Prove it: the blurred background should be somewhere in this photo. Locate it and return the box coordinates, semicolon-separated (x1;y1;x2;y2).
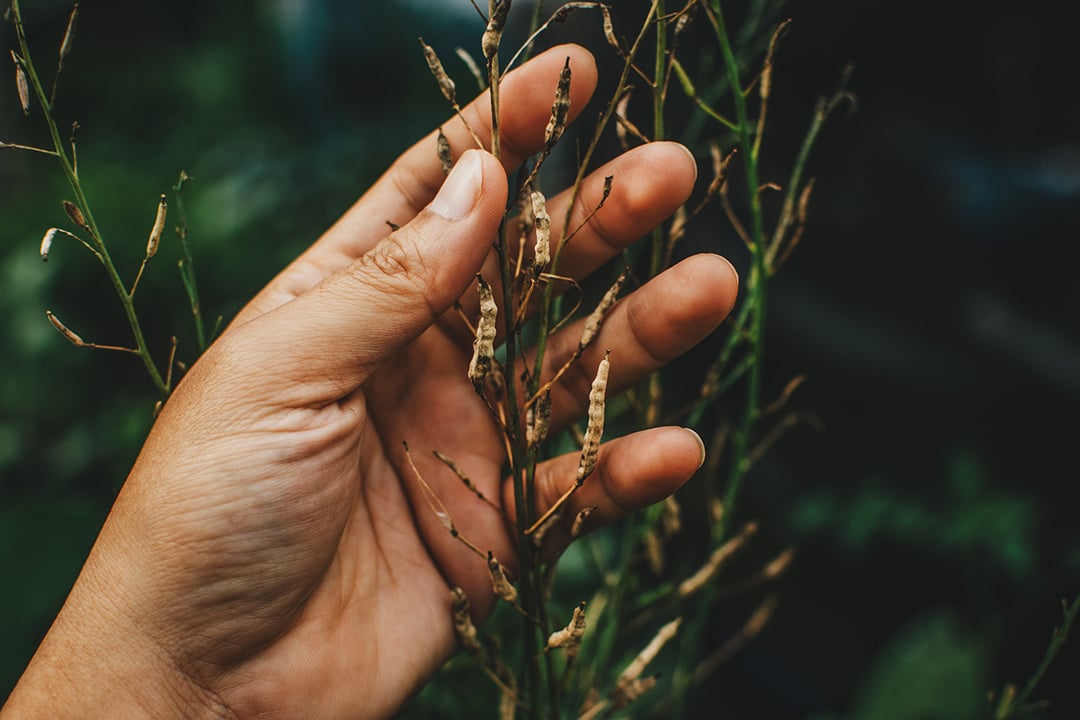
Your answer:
2;0;1078;717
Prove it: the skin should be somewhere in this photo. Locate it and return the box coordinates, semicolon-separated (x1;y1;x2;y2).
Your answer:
2;45;738;720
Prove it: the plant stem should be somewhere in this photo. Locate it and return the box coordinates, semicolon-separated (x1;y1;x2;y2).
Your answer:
12;0;168;399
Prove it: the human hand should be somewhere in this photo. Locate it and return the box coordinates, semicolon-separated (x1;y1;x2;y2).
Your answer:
3;45;738;720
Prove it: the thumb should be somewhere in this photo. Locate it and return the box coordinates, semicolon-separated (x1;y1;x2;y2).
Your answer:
239;149;507;399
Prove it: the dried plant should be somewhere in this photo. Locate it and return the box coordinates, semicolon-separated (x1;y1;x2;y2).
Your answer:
5;0;857;717
3;0;216;403
401;1;854;717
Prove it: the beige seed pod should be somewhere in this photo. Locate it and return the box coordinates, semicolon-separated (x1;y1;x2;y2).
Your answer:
616;618;681;690
419;38;456;105
62;200;86;228
486;551;518;604
146;195;167;258
454;46;485;91
530;189;551;272
569;505;597;539
39;228;59;261
436;127;453;175
677;521;758;598
543;57;572;147
468;274;498;393
601;5;620;50
12;51;29;116
46;310;84;346
763;547;796;579
526;389;551;448
612;676;658;710
481;0;511;59
577;351;610;482
59;4;79;65
546;602;586;657
450;587;482;652
579;273;625;351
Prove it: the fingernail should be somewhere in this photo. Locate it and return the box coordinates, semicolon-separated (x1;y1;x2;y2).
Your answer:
676;143;698;182
431;149;484;219
683;427;706;469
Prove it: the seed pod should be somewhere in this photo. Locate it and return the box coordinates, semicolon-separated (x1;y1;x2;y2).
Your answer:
674;10;692;37
146;194;167;258
59;4;79;65
39;228;59;261
612;676;658;710
570;505;597;539
46;310;84;346
677;521;758;598
486;551;518;604
577;351;610;483
62;200;86;228
481;0;511;59
615;618;681;690
467;274;497;393
526;389;551;448
450;587;482;652
12;51;29;116
762;547;795;579
530;190;551;273
579;272;625;351
419;38;456;105
601;5;620;50
544;57;572;147
546;602;586;657
436;128;453;175
615;89;632;150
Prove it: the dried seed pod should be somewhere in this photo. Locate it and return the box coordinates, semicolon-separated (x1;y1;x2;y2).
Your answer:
62;200;86;228
419;38;456;105
39;228;59;261
12;51;29;116
146;195;167;258
569;505;597;539
577;351;610;482
579;273;625;351
481;0;511;59
616;618;681;689
544;57;572;147
467;274;498;393
762;547;796;579
674;10;692;37
668;205;687;248
516;185;535;245
46;310;84;346
615;89;632;150
436;127;453;175
612;676;658;710
530;190;551;273
677;521;758;598
601;5;620;50
644;529;664;574
661;495;682;538
59;4;79;65
546;602;586;657
486;551;518;604
526;390;551;448
454;46;485;91
450;587;482;652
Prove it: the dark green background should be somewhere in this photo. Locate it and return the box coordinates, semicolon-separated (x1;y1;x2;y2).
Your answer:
2;1;1078;717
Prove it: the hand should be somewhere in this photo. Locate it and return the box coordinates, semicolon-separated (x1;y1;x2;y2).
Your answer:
3;45;738;720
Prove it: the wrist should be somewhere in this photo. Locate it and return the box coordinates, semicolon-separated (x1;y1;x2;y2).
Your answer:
3;538;233;719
